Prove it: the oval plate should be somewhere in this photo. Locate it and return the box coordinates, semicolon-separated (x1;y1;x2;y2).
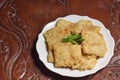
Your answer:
36;15;115;77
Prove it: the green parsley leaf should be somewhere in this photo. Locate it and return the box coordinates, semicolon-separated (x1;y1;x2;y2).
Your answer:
62;34;84;44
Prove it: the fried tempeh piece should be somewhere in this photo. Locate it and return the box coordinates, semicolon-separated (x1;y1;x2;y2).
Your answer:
44;19;73;62
53;43;82;68
71;20;101;34
72;54;97;70
81;30;107;57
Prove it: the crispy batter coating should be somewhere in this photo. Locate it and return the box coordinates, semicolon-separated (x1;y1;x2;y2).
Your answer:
44;19;73;62
82;30;107;57
44;19;107;70
54;43;82;68
72;54;97;70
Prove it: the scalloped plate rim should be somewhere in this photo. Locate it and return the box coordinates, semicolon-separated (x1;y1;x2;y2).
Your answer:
36;14;115;77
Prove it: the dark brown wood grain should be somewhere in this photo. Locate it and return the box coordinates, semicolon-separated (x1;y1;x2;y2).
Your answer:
0;0;120;80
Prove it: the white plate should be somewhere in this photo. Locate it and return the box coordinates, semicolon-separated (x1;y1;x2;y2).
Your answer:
36;15;115;77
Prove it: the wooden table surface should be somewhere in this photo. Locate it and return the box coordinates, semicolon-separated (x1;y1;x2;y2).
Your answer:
0;0;120;80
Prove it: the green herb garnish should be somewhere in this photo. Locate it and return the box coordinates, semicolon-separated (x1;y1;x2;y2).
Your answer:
62;34;84;44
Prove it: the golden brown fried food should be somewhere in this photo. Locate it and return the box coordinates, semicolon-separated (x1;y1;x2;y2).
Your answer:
71;20;100;34
44;19;107;70
54;43;82;68
71;20;92;34
82;30;107;57
44;19;73;62
72;54;97;70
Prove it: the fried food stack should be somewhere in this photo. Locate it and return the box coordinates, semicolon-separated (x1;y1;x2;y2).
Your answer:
44;19;107;70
